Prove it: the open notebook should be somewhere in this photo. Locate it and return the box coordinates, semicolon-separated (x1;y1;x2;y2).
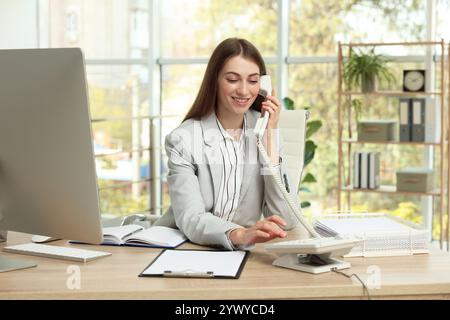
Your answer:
101;225;187;248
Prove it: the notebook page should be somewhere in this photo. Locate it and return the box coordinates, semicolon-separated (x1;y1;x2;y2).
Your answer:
142;250;246;277
102;225;144;244
125;226;187;247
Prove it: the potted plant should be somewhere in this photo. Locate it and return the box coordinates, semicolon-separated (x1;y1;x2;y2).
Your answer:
343;48;395;93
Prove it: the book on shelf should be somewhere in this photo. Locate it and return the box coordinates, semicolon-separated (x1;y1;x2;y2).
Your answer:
360;152;369;188
353;151;380;190
353;152;361;188
101;225;187;248
368;152;381;189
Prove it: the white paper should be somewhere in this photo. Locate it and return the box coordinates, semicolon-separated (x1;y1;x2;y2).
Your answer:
317;217;413;236
126;226;187;247
103;224;143;244
142;250;247;277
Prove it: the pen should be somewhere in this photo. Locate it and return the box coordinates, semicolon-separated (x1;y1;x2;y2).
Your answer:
122;226;144;239
163;270;214;278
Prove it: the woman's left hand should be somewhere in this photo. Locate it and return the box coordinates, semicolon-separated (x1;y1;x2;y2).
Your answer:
260;88;281;129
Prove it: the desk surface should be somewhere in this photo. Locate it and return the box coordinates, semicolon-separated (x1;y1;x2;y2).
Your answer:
1;229;450;299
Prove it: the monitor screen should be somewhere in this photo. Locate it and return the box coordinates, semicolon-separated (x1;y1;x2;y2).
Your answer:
0;48;102;244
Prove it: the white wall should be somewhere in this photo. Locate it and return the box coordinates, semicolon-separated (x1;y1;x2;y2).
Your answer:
0;0;38;49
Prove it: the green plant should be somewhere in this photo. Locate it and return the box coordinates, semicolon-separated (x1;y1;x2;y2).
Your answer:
283;97;322;208
344;48;396;93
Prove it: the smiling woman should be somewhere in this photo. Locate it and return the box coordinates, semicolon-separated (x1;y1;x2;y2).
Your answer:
216;56;261;126
153;37;311;250
182;38;266;122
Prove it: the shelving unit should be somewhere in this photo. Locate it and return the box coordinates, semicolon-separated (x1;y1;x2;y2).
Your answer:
336;40;449;250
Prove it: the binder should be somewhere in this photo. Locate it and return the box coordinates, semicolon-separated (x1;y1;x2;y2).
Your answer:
399;98;411;142
411;98;425;142
139;249;250;279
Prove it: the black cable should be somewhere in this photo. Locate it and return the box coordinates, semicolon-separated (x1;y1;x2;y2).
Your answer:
331;267;371;300
310;254;371;300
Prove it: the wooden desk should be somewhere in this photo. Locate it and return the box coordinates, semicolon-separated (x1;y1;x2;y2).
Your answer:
1;230;450;299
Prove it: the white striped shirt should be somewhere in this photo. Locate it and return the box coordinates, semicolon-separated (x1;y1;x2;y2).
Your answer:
212;114;247;222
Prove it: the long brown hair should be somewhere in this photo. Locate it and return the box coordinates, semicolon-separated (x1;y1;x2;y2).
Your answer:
183;38;266;122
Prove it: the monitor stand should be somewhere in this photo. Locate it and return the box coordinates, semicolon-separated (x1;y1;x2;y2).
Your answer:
0;231;37;273
272;252;351;274
31;235;60;243
0;256;37;273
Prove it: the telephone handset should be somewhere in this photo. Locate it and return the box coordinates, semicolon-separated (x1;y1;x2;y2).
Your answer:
252;75;319;238
253;75;272;140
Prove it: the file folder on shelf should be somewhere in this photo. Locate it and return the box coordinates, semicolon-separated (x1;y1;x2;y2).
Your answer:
399;98;411;142
412;98;426;142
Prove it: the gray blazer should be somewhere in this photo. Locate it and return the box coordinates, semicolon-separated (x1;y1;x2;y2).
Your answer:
154;109;308;250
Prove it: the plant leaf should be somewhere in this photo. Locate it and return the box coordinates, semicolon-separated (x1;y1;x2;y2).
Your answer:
283;97;295;110
301;201;311;208
306;120;322;139
304;140;317;167
301;172;317;183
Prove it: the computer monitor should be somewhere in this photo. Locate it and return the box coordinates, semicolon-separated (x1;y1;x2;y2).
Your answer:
0;48;103;252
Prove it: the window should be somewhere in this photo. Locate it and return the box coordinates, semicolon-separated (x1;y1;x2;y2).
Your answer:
48;0;148;59
437;0;450;41
2;0;446;230
289;0;426;56
160;0;278;58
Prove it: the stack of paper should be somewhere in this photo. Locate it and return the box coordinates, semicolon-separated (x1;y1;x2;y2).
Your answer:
314;213;429;257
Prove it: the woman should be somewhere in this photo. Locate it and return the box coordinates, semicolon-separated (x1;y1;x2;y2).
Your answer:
154;38;308;250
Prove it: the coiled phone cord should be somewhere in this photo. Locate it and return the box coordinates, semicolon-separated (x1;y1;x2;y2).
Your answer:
255;133;321;238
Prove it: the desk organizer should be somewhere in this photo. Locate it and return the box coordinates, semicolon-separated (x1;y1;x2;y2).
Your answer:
313;212;429;257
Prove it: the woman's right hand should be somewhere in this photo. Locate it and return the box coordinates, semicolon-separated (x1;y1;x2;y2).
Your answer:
229;215;288;247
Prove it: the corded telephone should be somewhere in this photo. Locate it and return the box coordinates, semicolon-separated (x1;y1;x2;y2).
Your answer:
255;75;359;274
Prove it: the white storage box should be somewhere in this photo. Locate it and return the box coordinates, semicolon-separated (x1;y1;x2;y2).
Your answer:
313;212;429;257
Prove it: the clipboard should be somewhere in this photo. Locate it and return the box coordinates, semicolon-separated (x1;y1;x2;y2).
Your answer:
138;249;250;279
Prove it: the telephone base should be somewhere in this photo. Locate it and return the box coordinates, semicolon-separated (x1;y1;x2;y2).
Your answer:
272;253;351;274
